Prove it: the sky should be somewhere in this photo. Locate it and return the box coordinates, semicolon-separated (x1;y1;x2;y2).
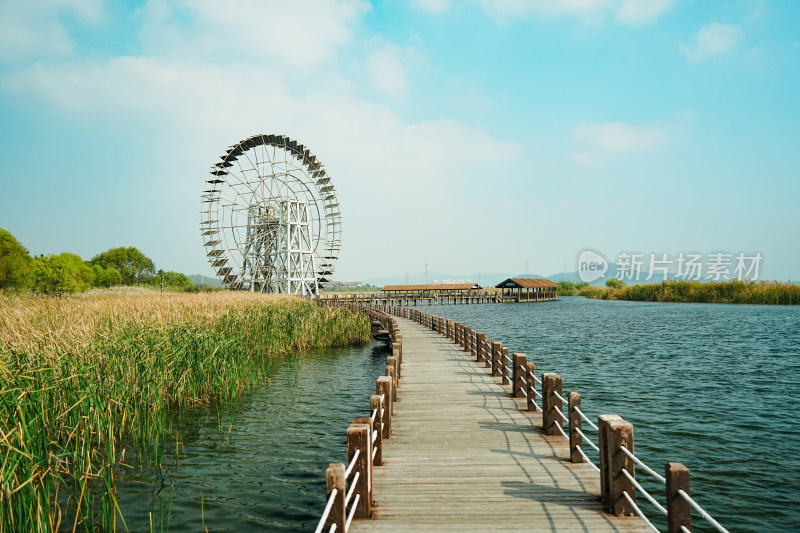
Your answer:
1;0;799;283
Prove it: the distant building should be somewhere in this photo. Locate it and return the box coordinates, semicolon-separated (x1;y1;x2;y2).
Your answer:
495;278;557;302
382;283;482;296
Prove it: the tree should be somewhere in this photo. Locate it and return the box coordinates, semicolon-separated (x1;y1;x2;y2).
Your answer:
153;270;195;291
92;264;122;288
91;247;155;285
31;255;77;295
606;278;626;289
0;228;33;290
56;253;95;292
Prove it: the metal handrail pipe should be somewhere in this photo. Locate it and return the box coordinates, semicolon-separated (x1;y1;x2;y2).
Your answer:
622;468;667;516
314;488;339;533
622;491;660;533
620;445;666;484
677;489;731;533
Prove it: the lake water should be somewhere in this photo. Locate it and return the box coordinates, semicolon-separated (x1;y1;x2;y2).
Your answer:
414;297;800;533
112;298;798;532
113;341;390;532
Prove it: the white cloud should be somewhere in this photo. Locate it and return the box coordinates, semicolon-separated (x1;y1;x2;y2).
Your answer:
573;121;666;152
615;0;673;25
681;23;744;60
411;0;451;13
366;44;409;98
476;0;672;25
0;0;103;63
571;121;667;166
136;0;369;71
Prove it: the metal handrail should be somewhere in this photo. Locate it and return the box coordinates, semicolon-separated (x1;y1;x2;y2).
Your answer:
314;488;339;533
678;489;731;533
622;491;660;533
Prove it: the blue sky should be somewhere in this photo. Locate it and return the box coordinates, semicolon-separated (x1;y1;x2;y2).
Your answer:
1;0;798;282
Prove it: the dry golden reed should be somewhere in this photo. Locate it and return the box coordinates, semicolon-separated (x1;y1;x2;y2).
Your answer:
0;291;370;531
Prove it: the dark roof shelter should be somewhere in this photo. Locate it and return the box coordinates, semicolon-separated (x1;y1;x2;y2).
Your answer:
495;278;557;302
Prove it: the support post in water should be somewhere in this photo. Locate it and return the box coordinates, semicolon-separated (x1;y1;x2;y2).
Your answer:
491;341;502;377
568;392;582;463
370;395;383;466
606;420;635;515
666;462;692;533
376;376;393;435
542;373;563;436
598;414;623;508
325;462;346;532
347;422;372;518
526;362;537;411
512;353;527;397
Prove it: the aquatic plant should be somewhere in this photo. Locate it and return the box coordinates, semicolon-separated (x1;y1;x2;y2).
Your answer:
0;292;369;531
577;280;800;305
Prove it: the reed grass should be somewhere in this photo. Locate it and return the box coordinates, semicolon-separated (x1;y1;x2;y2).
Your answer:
0;292;370;531
576;280;800;305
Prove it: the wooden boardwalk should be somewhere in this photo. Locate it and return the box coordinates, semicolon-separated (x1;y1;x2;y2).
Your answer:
349;317;651;532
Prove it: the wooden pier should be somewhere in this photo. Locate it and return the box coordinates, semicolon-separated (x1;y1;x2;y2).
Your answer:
316;304;724;533
348;316;649;533
317;291;503;307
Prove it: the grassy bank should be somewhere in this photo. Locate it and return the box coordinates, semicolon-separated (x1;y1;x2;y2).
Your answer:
0;292;370;531
571;280;800;305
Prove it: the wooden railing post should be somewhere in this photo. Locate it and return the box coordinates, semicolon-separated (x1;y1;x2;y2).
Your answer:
502;347;509;385
491;341;502;377
598;414;623;508
512;353;527;397
370;395;383;466
568;392;582;463
542;373;563;436
666;463;691;533
446;319;453;339
347;422;372;518
475;332;485;361
525;362;538;411
376;377;393;436
386;360;398;403
483;336;492;368
603;419;635;515
392;343;402;377
325;463;346;532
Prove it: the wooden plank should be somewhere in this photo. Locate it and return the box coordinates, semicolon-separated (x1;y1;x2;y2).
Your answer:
348;318;652;532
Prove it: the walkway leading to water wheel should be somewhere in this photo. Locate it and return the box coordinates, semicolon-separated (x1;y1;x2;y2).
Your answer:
349;317;651;532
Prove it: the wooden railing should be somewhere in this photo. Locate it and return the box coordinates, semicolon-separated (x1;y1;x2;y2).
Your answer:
314;303;402;533
379;305;729;533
